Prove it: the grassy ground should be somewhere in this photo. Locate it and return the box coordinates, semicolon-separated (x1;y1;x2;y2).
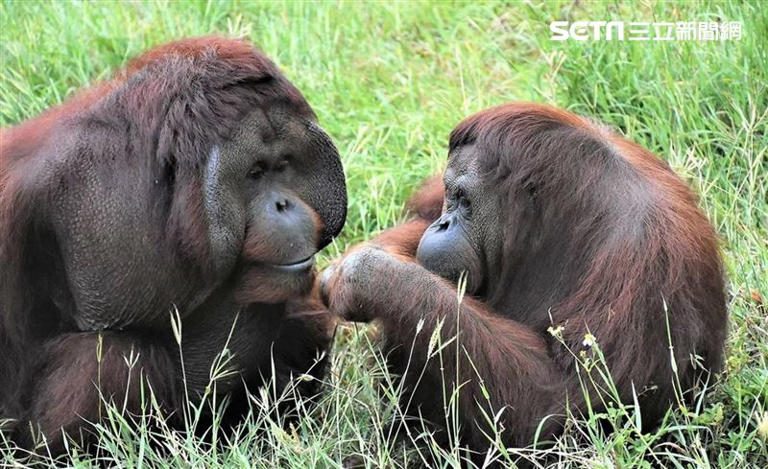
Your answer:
1;0;766;467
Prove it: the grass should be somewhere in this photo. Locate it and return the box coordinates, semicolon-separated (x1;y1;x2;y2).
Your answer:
1;0;766;467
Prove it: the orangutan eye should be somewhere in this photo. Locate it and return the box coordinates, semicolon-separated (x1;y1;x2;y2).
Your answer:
274;158;290;173
455;189;471;209
525;181;537;199
249;163;265;179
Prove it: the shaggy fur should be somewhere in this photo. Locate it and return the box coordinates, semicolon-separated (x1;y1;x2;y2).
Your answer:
1;37;343;452
322;102;727;460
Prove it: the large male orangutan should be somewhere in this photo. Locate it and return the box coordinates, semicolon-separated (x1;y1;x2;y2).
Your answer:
321;102;727;462
0;37;346;452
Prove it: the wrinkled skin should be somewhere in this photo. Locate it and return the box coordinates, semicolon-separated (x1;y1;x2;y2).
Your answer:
0;37;346;453
415;145;503;295
321;146;503;316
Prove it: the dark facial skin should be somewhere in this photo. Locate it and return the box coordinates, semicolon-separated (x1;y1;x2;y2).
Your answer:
416;145;502;295
205;104;346;304
205;108;322;273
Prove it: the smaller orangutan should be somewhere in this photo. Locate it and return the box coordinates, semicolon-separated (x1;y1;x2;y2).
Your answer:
321;102;727;461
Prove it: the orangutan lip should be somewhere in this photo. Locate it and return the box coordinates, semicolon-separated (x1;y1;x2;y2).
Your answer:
268;255;316;272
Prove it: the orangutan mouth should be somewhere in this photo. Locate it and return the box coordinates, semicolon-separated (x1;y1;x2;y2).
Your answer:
268;255;316;273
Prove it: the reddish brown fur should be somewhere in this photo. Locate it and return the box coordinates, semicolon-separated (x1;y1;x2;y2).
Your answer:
21;333;178;452
324;102;727;462
1;37;336;453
